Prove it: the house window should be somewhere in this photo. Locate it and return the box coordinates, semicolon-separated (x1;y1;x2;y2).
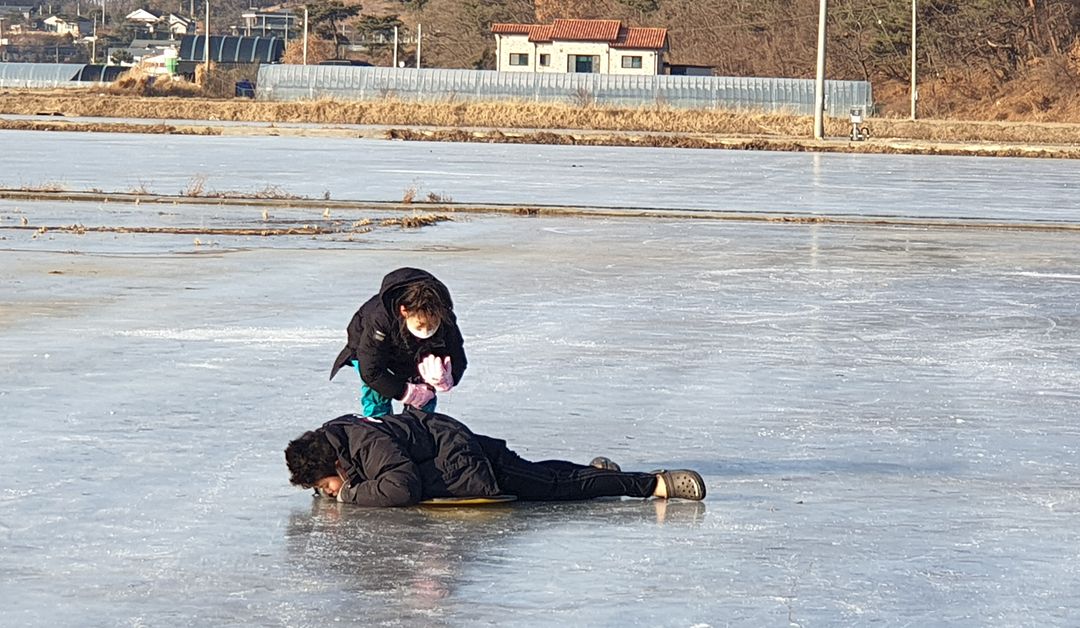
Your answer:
569;55;599;73
621;55;643;69
539;53;550;67
509;53;529;66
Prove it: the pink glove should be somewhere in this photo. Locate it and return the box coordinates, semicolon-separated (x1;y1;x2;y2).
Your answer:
418;354;455;392
400;382;435;408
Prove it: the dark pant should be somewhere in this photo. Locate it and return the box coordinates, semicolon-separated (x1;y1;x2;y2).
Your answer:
478;436;657;501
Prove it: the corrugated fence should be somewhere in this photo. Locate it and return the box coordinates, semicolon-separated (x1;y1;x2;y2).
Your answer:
256;66;873;116
0;63;125;88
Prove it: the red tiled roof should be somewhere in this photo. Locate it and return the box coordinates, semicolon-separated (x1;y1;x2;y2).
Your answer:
549;18;622;42
612;27;667;49
529;25;553;42
491;22;553;42
491;23;531;35
492;19;666;49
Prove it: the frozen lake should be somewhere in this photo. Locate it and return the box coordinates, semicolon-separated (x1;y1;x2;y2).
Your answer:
2;129;1080;223
2;131;1080;626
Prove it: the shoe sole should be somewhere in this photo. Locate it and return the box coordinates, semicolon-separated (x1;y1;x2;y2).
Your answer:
663;469;706;500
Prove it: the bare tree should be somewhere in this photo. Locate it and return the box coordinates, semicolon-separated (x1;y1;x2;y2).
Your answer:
414;0;534;69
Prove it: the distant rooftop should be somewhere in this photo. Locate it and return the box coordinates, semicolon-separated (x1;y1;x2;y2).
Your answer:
491;19;667;49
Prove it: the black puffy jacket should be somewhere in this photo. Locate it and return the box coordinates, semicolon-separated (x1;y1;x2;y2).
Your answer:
321;409;500;506
329;267;467;401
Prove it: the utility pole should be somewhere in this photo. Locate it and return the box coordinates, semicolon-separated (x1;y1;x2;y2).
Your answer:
203;0;210;80
392;25;397;67
910;0;917;120
415;22;421;69
813;0;827;139
302;6;308;65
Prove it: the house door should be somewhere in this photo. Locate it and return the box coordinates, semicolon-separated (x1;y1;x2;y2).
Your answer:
569;55;599;73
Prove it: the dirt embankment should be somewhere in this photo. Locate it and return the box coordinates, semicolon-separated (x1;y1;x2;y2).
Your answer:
3;91;1080;157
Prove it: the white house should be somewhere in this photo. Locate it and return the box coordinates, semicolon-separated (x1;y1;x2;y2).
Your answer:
125;10;194;37
43;15;91;36
166;14;194;36
125;8;159;27
491;18;668;75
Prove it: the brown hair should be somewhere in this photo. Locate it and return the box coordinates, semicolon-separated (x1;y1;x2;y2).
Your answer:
396;280;450;328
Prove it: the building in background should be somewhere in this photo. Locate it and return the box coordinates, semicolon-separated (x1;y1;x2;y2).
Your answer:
491;19;667;75
125;9;195;38
43;14;91;37
107;38;180;65
239;8;298;38
665;63;713;76
0;0;36;21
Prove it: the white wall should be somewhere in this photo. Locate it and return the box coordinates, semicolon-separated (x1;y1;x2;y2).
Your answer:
495;34;662;75
495;34;536;72
605;49;661;75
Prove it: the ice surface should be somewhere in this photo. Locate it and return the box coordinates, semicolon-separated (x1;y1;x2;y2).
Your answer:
2;129;1079;222
2;131;1080;626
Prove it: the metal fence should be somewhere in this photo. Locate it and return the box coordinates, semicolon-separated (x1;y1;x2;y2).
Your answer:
256;65;873;116
0;62;124;88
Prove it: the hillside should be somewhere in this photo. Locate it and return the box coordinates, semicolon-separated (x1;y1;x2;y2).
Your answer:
391;0;1080;122
17;0;1080;121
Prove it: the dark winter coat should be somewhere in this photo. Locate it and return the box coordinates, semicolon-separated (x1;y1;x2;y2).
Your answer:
329;268;467;400
321;409;501;507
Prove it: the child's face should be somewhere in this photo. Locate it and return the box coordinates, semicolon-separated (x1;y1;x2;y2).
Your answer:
313;475;343;498
400;306;439;339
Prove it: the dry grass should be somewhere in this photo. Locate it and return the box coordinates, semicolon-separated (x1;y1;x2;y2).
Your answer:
182;174;208;197
380;213;451;228
196;63;261;99
15;212;451;237
281;38;338;65
45;224;332;236
107;63;203;98
247;184;303;200
174;176;303;199
20;181;67;192
383;127;1080;158
0;118;216;135
99;61;258;99
874;43;1080;124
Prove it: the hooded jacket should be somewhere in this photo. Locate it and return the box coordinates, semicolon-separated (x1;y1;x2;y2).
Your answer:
329;268;467;400
321;409;501;506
